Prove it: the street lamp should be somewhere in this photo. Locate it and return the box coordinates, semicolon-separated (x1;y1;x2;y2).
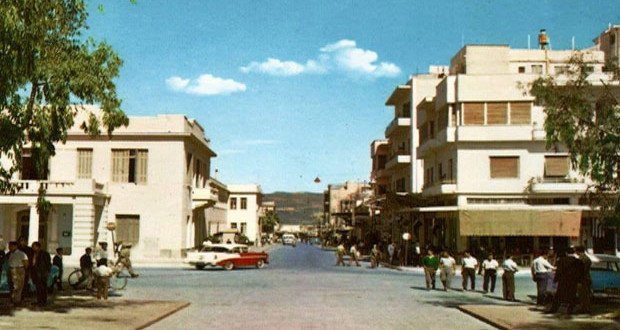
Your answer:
106;222;117;255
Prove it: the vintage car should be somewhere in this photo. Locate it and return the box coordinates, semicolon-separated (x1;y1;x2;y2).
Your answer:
282;234;296;246
184;243;269;271
590;254;620;296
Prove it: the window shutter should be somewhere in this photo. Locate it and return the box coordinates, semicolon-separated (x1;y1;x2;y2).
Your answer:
487;102;508;124
545;156;569;177
510;102;531;124
77;149;93;179
463;103;484;125
137;150;148;184
490;157;519;178
112;150;130;182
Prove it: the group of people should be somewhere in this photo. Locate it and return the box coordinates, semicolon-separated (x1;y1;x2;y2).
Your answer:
0;237;53;307
531;246;592;314
335;242;362;267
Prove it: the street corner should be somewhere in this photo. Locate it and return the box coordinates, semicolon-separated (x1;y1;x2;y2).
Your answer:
457;304;620;330
0;295;190;330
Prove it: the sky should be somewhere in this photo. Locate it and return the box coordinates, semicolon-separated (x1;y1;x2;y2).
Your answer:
86;0;620;193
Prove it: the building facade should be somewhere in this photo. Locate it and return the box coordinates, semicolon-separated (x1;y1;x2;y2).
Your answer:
227;184;262;244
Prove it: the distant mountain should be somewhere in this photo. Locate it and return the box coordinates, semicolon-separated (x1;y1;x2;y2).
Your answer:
264;192;323;225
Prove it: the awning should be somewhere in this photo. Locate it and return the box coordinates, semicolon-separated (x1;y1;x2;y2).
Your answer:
459;210;581;237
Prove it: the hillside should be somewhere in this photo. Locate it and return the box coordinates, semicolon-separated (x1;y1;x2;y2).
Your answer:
263;192;323;225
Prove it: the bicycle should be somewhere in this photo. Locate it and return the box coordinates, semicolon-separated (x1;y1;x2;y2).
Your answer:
68;264;128;291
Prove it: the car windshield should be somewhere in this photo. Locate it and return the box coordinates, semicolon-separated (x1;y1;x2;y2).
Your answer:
200;246;231;253
592;261;620;272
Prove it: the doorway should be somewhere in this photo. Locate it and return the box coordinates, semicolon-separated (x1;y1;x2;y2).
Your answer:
15;209;48;249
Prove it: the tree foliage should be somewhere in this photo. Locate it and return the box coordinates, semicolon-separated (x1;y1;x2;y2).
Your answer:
0;1;128;205
530;53;620;225
260;210;279;234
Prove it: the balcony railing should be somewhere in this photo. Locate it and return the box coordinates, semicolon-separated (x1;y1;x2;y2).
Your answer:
11;179;106;195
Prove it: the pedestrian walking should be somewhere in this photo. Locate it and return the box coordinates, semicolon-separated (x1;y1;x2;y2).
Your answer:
335;243;345;266
422;249;439;290
461;252;478;291
501;255;519;301
481;254;499;293
30;241;51;306
575;246;592;313
115;242;139;278
52;248;63;291
439;251;456;291
79;247;94;289
349;244;360;267
370;244;381;268
93;264;113;300
387;242;395;265
7;241;28;305
549;248;583;314
531;251;555;305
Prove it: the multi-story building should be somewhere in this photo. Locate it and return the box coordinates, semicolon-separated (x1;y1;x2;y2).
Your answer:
322;181;372;243
227;184;262;244
0;106;216;263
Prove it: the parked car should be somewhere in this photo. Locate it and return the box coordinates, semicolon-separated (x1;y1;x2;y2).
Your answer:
184;243;269;271
590;254;620;296
282;234;296;246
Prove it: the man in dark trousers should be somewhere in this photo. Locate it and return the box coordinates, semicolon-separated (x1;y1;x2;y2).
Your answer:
79;247;94;288
18;237;33;300
549;248;583;314
30;241;51;306
52;248;64;291
575;246;592;313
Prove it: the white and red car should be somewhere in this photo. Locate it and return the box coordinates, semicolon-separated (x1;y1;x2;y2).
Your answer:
184;243;269;270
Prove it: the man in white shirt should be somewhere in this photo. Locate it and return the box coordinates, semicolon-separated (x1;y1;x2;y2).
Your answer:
531;252;556;305
482;254;499;293
461;252;478;291
502;255;519;301
349;244;360;267
387;242;395;265
8;241;29;305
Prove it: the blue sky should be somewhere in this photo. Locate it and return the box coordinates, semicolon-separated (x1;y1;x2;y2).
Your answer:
86;0;620;193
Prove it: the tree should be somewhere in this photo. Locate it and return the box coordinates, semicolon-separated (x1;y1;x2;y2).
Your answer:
260;210;279;234
529;53;620;225
0;1;128;212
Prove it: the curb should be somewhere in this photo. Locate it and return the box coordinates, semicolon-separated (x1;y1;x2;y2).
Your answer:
136;301;191;330
457;306;509;330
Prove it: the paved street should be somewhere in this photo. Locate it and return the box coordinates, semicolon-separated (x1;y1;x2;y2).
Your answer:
118;244;540;329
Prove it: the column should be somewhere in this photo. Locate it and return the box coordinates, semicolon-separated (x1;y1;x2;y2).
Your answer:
28;204;39;245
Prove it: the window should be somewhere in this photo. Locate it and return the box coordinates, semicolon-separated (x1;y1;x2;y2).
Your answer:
402;102;411;118
518;66;526;73
77;149;93;179
240;222;247;234
544;156;569;177
510;102;531;125
396;177;406;192
115;215;140;246
463;103;484;125
448;159;454;181
438;163;444;181
231;222;238;229
555;65;569;75
240;197;247;210
20;149;48;180
490;156;519;178
194;158;201;187
112;149;148;184
230;198;237;209
429;121;435;139
532;65;543;74
487;102;508;125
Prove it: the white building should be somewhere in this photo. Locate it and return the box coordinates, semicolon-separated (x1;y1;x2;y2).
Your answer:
0;106;216;263
227;184;262;244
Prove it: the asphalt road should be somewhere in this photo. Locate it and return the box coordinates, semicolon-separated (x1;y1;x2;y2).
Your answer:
120;244;539;329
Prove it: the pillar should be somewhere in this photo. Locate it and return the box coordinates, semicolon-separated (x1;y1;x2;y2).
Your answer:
28;204;39;245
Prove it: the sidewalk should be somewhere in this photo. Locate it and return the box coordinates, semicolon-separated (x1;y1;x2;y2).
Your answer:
0;293;189;330
458;304;620;329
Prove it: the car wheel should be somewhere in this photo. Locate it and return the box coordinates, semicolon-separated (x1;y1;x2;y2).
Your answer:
256;260;265;269
195;265;205;270
223;261;234;271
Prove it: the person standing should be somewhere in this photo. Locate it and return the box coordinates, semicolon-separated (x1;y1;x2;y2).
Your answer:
387;242;395;265
115;243;139;278
439;251;456;291
481;254;499;293
461;252;478;291
95;242;109;267
422;249;440;290
349;244;360;267
52;248;64;291
7;241;28;305
501;255;519;301
93;264;113;300
549;248;582;314
370;244;381;269
575;246;592;313
531;252;555;305
30;242;51;306
335;243;346;266
17;237;33;300
79;247;94;289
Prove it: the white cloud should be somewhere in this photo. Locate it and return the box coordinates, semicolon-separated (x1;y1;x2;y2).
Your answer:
240;39;400;79
165;74;246;96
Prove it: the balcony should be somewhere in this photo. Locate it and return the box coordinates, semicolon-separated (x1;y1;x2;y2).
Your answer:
9;179;107;196
385;117;411;137
528;177;588;194
385;151;411;170
422;179;457;195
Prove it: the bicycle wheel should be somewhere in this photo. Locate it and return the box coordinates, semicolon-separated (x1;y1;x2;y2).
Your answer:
68;269;84;289
109;274;127;290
